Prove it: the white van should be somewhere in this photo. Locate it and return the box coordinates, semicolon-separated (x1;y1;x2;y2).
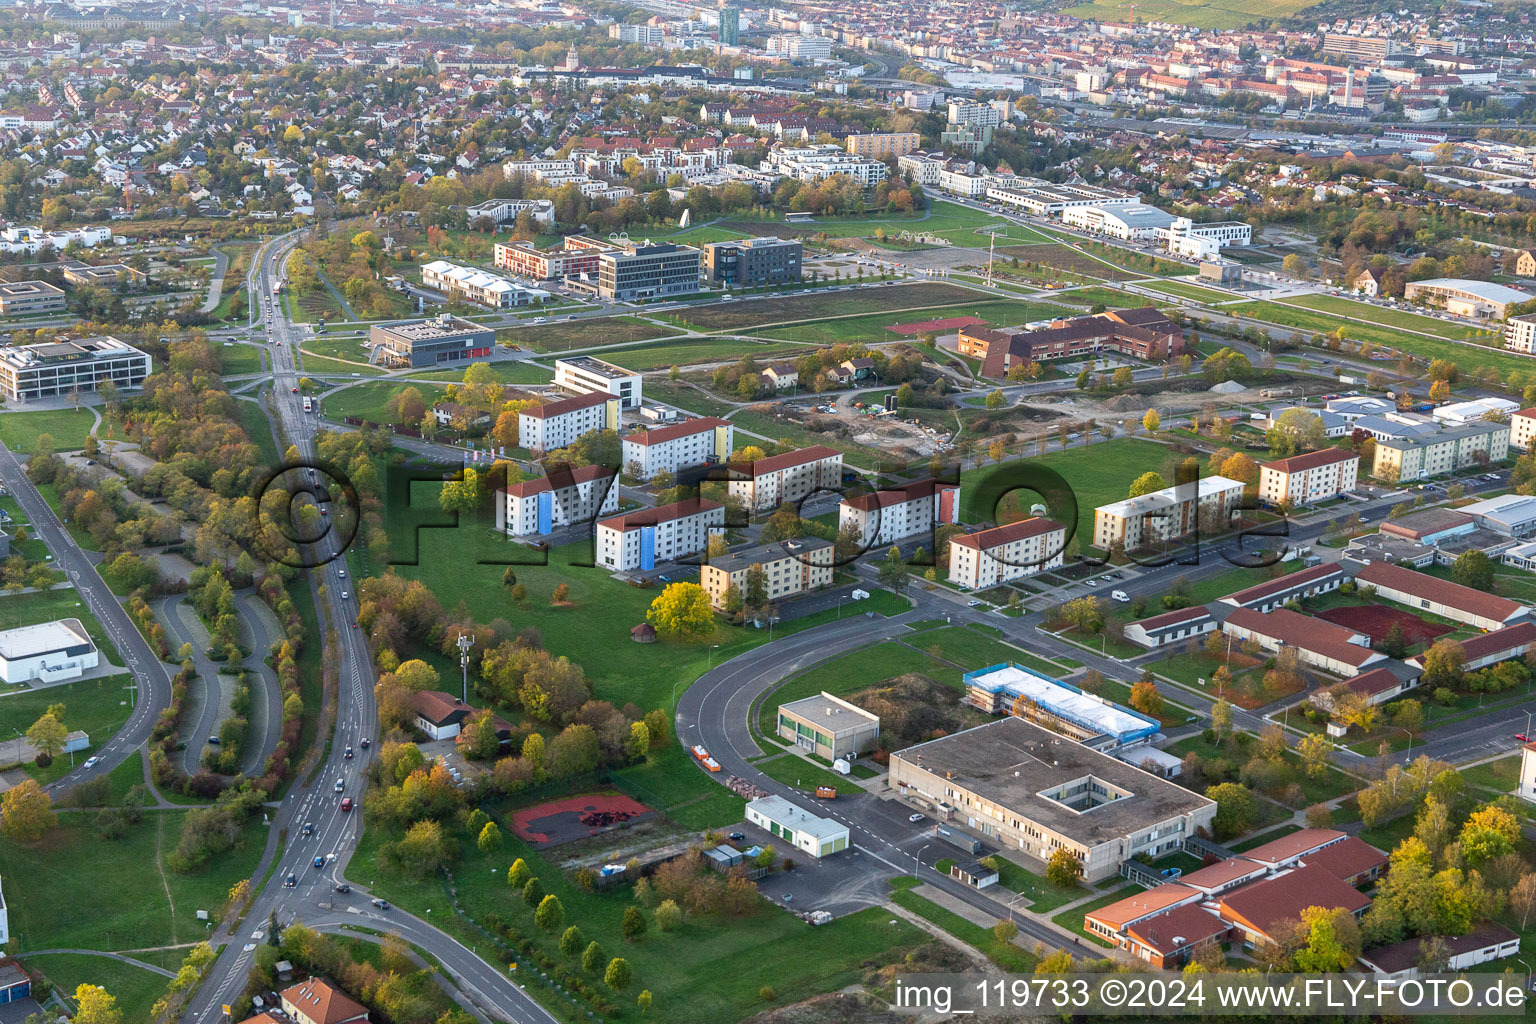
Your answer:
1111;590;1130;603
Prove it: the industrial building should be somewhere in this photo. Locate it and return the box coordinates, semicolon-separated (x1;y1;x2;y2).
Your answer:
890;717;1216;883
59;261;144;289
553;356;642;409
0;618;98;683
838;478;959;548
962;662;1159;748
621;417;733;480
518;392;619;453
369;315;495;369
495;466;618;538
985;182;1140;217
596;241;702;301
0;279;65;315
1402;278;1532;320
775;691;880;761
745;795;849;858
726;446;843;511
699;537;833;610
702;237;802;287
596;497;724;572
0;336;150;404
947;517;1067;589
1092;476;1244;553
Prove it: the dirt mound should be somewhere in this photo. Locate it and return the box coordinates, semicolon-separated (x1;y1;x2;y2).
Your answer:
847;673;969;751
1102;394;1151;412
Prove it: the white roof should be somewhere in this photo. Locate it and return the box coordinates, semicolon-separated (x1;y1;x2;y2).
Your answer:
1460;493;1536;525
1433;398;1519;422
969;664;1151;740
1408;278;1533;304
746;795;848;842
0;618;92;660
1097;475;1245;519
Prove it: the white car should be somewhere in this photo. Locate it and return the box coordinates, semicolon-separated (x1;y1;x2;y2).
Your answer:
82;756;100;770
966;599;982;607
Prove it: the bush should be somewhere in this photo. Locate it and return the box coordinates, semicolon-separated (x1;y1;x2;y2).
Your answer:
760;986;776;1002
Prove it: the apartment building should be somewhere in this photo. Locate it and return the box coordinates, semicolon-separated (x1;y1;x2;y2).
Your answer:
1371;421;1509;482
0;336;150;403
767;34;831;60
839;478;960;548
702;237;802;286
420;260;549;309
493;239;604;281
553;356;642;409
1512;408;1536;451
947;101;1004;128
0;280;65;315
1506;314;1536;354
763;144;888;186
518;392;619;453
621;417;733;480
596;497;724;572
844;132;920;159
1257;448;1359;506
608;22;664;44
596;242;702;301
727;445;844;511
495;465;618;537
947;517;1067;589
1092;476;1245;552
699;537;833;610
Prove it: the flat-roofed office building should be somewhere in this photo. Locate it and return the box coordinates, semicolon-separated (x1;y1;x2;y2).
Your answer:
703;237;802;287
776;691;880;760
597;242;701;301
369;314;495;369
0;336;150;403
0;279;65;314
553;356;642;409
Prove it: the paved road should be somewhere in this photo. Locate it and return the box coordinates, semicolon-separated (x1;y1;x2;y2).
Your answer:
200;245;230;315
0;448;171;796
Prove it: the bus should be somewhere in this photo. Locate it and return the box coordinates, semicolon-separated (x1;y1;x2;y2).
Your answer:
302;396;313;413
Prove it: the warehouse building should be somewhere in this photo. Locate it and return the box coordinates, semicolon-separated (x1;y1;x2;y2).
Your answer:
745;795;849;858
947;517;1067;589
621;417;733;480
1403;278;1531;320
0;279;64;315
839;478;960;548
1093;476;1244;553
0;618;98;683
596;497;724;572
727;446;843;511
495;465;618;538
1352;560;1531;630
703;237;802;287
1455;492;1536;539
699;537;833;610
962;662;1159;749
0;336;150;404
775;691;880;761
1062;204;1178;241
518;392;619;453
890;717;1216;883
370;315;495;369
1258;448;1359;506
553;356;642;410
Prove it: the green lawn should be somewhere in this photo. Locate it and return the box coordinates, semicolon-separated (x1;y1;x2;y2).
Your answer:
22;952;170;1023
988;859;1084;913
235;399;280;468
1461;754;1519;794
907;625;1073;677
323;380;450;424
1137;280;1234;304
1055;286;1137;308
1051;885;1141;947
889;888;1037;970
350;819;931;1022
0;408;99;453
759;298;1073;346
500;315;677;353
409;361;554;385
0;587;124;666
0;673;137;780
0;811;265;951
666;282;982;334
754;641;952;736
754;751;850;794
1283;293;1500;342
1061;0;1305;31
602;337;812;372
719;201;997;241
218;343;266;375
298;353;386;377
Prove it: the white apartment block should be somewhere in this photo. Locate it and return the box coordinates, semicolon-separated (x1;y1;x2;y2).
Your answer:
1506;314;1536;354
947;517;1067;589
518;392;618;453
596;498;725;572
1372;422;1509;482
947;101;1003;128
420;260;549;309
728;445;844;511
768;33;831;60
553;356;642;410
621;417;733;480
763;145;888;186
1258;448;1359;506
839;479;960;548
938;167;990;197
502;158;579;181
1512;408;1536;451
495;466;618;537
898;152;945;186
1092;476;1245;552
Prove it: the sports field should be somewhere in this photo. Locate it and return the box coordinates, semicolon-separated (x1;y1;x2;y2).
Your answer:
1062;0;1317;30
664;282;979;332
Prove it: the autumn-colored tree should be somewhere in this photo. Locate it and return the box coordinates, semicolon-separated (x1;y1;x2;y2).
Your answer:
646;582;715;638
25;712;67;760
1128;680;1163;718
1128;471;1165;498
1142;408;1161;432
73;984;121;1024
0;779;53;842
1046;847;1081;887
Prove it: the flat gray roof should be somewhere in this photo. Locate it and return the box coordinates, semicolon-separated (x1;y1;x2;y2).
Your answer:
709;537;831;575
779;690;878;734
893;717;1213;847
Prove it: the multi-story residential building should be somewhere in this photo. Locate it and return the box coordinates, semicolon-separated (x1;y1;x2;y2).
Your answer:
727;445;844;511
1258;448;1359;506
702;237;802;286
495;465;618;537
420;261;548;309
596;242;701;301
763;144;888;186
839;478;960;548
1093;476;1245;553
0;336;150;404
897;151;946;186
1322;33;1393;60
1512;408;1536;451
718;6;739;45
608;23;664;44
1505;313;1536;354
0;280;65;315
947;517;1067;589
1372;421;1509;481
518;392;619;453
767;34;831;60
621;417;733;480
465;197;555;228
699;537;833;610
844;133;920;160
596;497;724;572
947;101;1003;128
553;356;642;410
369;315;495;369
494;238;605;281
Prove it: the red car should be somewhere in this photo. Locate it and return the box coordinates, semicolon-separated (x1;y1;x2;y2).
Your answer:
291;386;298;392
340;797;353;812
1517;734;1530;742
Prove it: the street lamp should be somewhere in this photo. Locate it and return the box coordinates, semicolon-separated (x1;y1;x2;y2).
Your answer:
456;633;475;703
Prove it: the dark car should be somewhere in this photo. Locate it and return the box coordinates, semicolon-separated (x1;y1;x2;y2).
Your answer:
372;898;389;910
335;883;351;894
302;821;314;836
360;738;370;749
728;831;745;842
344;746;354;759
284;873;296;888
313;855;325;868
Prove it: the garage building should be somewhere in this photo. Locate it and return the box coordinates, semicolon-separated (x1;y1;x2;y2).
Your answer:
776;691;880;760
745;795;849;858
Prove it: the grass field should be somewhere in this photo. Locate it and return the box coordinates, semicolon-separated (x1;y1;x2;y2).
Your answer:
298;353;386;377
664;282;981;333
716;201;998;242
0;408;98;453
323;381;450;424
1061;0;1310;30
1051;884;1142;947
603;337;812;372
760;298;1074;346
235;399;280;468
1055;286;1138;307
753;641;954;736
0;588;124;666
0;673;137;781
351;820;931;1022
754;750;850;794
500;315;677;353
409;361;553;385
1282;293;1501;342
23;952;170;1023
889;888;1037;970
1137;280;1235;303
0;811;265;951
217;343;266;375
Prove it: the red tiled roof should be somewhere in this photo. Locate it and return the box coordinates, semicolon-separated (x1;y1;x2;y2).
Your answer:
1219;864;1371;941
1221;563;1343;606
842;478;953;512
950;517;1066;551
1224;608;1380;667
1261;447;1358;474
623;417;729;446
732;445;841;478
281;978;370;1024
1128;604;1213;632
1301;835;1387;882
1355;561;1525;623
503;464;613;498
1346;666;1409;697
1445;621;1536;663
1513;408;1536;419
522;392;611;419
1240;828;1345;866
1176;857;1265;892
597;496;721;532
1084;883;1199;930
1126;902;1229;956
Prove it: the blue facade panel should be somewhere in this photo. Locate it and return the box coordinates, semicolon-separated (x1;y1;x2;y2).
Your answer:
537;491;553;535
640;525;656;571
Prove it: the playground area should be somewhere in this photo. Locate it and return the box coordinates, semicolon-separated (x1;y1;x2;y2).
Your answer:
509;791;656;848
1314;604;1453;646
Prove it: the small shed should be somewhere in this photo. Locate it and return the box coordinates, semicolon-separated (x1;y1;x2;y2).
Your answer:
703;844;745;871
949;859;1000;889
630;622;656;643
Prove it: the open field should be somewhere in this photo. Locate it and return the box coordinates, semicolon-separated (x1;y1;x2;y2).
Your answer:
0;587;124;666
1137;279;1235;303
1054;286;1139;307
713;200;999;241
24;952;170;1024
889;888;1036;970
298;353;386;377
0;408;99;453
1283;293;1501;342
1061;0;1312;30
500;315;678;353
663;282;980;333
753;640;954;735
409;361;554;385
760;298;1074;346
1052;885;1142;947
322;380;451;424
0;673;136;781
217;343;266;375
602;336;812;372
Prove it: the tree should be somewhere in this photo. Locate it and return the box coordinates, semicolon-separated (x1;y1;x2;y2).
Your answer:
876;545;910;595
1142;409;1161;432
0;779;53;842
993;919;1019;943
1306;803;1335;830
1421;639;1467;688
1046;848;1081;888
605;957;633;991
1292;906;1358;973
25;712;67;760
535;894;566;932
582;941;606;973
1392;699;1424;738
1061;596;1104;634
72;984;121;1024
984;389;1005;410
508;858;532;888
1296;732;1332;779
560;925;585;958
655;898;683;932
646;583;715;638
1128;680;1163;718
1205;782;1258;840
1459;804;1521;866
1450;550;1495;591
622;904;648;941
522;876;544;907
1128;471;1166;498
1510;873;1536;929
477;821;502;855
1210;699;1233;742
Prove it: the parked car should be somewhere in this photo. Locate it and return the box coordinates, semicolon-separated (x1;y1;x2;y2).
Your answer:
1518;734;1530;742
908;813;925;823
966;599;982;607
372;898;389;910
728;832;745;842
